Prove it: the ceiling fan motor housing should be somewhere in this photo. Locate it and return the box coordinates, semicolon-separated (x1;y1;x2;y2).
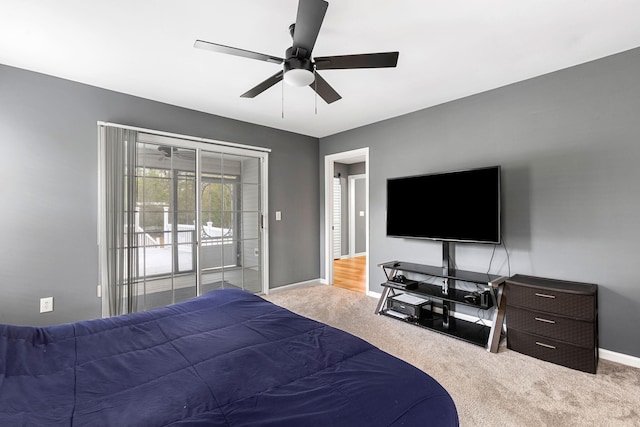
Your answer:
283;46;315;86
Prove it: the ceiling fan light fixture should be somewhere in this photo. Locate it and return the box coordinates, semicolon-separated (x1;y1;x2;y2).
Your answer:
284;68;315;86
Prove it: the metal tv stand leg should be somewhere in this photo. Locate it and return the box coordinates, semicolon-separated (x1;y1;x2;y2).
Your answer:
375;267;397;314
487;277;508;353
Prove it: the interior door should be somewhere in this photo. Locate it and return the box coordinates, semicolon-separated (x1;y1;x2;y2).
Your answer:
333;177;341;260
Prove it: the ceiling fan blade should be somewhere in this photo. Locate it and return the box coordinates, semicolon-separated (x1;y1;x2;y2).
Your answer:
293;0;328;55
309;72;341;104
194;40;283;64
314;52;399;70
241;71;284;98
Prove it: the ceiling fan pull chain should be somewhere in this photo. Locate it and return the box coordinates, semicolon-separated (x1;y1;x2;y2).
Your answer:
281;80;285;119
314;70;318;115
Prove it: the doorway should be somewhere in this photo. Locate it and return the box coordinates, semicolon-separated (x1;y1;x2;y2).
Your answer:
324;148;369;294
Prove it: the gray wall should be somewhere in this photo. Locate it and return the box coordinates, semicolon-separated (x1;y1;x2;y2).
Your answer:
319;47;640;358
0;64;319;326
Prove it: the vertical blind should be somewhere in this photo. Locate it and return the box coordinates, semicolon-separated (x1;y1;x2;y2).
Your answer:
100;126;138;316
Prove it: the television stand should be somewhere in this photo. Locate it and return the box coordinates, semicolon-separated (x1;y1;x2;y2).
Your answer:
375;260;507;352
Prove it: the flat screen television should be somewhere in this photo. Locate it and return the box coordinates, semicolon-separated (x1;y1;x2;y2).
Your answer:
386;165;501;244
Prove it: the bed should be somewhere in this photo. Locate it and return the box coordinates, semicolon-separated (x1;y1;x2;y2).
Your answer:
0;288;458;426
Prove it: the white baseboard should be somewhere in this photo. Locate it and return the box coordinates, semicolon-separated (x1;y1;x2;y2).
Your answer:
599;348;640;369
366;290;381;299
267;278;325;294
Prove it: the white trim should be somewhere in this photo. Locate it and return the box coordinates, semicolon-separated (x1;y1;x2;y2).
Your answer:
97;121;271;153
260;155;270;296
97;125;109;317
599;348;640;369
367;290;382;299
324;158;334;284
267;279;325;294
349;173;366;257
98;122;270;312
324;148;369;292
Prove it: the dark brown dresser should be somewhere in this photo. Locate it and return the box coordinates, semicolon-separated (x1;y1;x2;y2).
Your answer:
505;274;598;373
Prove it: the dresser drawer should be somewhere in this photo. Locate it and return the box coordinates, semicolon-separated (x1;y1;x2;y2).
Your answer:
507;329;597;373
506;305;594;347
505;282;595;320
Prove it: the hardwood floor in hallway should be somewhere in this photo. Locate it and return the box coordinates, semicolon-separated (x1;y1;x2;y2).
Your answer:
333;256;366;293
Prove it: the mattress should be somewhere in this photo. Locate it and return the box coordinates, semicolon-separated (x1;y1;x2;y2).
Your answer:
0;288;458;426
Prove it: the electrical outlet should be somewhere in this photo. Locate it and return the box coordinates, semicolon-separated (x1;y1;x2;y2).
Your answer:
40;297;54;313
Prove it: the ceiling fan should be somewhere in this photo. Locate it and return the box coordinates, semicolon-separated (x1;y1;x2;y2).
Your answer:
194;0;399;104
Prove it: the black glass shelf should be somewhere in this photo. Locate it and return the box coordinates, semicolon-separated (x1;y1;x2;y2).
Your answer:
379;261;501;285
382;281;494;309
380;310;491;347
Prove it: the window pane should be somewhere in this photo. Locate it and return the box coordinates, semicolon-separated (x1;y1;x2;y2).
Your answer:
202;182;223;213
241;239;260;269
177;243;195;273
241;157;260;184
242;268;261;293
177;172;196;214
223;269;243;290
141;246;172;276
242;183;259;212
201;271;224;293
137;174;171;206
142;277;173;310
242;212;259;240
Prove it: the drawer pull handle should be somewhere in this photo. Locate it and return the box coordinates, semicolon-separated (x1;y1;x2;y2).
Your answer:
534;293;556;299
536;342;556;350
534;317;556;324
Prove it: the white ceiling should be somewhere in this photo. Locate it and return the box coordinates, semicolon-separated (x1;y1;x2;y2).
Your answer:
2;0;640;138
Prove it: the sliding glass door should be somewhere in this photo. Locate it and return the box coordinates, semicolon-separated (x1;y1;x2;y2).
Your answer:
134;142;199;310
99;124;268;315
198;149;262;295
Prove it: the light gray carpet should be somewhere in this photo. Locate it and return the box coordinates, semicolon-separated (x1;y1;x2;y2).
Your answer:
263;284;640;427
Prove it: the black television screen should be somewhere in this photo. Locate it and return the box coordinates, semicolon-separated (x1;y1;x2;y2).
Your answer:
386;166;501;244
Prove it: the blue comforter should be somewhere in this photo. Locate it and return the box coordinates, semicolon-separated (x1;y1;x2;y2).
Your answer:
0;289;458;426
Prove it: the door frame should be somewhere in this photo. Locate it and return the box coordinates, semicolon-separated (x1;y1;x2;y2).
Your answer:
324;148;369;290
98;122;270;318
349;173;366;257
137;132;270;297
